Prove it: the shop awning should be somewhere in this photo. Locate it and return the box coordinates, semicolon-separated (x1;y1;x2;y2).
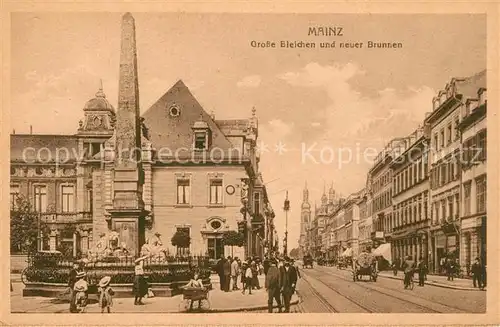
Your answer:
341;248;352;257
372;243;392;262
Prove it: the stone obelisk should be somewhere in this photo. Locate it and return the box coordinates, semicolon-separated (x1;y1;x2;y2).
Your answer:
109;13;145;256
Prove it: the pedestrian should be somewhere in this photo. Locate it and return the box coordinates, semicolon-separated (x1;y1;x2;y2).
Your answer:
265;260;282;313
133;256;148;305
73;272;88;313
481;262;487;290
242;262;253;295
68;261;81;313
231;257;240;291
292;259;301;279
223;256;232;292
280;257;298;312
417;257;427;286
98;276;115;313
251;261;261;289
216;255;225;291
471;257;483;289
402;255;416;289
263;256;270;276
446;257;455;281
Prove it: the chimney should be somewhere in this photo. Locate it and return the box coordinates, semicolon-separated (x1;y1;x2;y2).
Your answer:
30;125;33;134
12;129;15;135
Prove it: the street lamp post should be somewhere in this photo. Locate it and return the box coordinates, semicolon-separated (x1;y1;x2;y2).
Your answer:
283;191;290;257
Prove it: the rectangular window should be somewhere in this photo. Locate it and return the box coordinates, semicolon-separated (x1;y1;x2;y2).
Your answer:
476;176;487;213
434;133;439;151
61;185;75;213
33;185;47;212
440;164;447;186
454;116;460;140
209;179;223;204
86;188;93;212
176;179;191;204
464;182;472;215
194;132;207;150
441;200;446;223
478;130;486;161
447;124;452;145
10;185;20;209
440;129;445;147
448;197;453;220
254;192;261;214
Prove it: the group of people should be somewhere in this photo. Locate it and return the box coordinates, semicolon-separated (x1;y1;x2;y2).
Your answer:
395;255;486;290
68;261;115;313
214;253;301;312
215;255;265;294
264;256;300;313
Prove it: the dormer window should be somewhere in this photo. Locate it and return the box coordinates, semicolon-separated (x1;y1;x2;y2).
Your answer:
194;132;207;150
192;114;211;151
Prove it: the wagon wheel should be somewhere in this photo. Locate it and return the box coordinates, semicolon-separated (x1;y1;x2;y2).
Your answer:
21;267;30;285
178;299;191;312
200;298;211;311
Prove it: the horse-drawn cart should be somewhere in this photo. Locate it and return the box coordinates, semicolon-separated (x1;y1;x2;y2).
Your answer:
303;255;314;269
353;252;378;282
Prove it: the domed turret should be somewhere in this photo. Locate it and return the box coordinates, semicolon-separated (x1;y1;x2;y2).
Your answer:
83;83;115;112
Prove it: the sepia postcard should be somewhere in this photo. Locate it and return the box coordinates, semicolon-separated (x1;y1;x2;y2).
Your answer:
1;1;499;326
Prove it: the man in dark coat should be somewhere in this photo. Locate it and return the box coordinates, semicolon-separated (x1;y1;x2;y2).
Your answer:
280;257;298;312
263;256;270;276
223;256;232;292
216;255;225;291
417;257;427;286
471;257;483;289
265;260;282;313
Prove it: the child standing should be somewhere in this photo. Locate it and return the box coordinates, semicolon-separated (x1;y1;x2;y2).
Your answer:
98;276;115;313
73;272;88;313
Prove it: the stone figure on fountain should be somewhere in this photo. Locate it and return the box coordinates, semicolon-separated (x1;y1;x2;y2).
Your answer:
140;232;169;262
87;231;130;262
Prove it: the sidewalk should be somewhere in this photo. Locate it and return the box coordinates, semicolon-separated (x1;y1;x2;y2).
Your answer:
11;274;299;313
378;271;484;291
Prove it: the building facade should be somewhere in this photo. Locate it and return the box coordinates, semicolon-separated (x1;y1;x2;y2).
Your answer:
369;139;405;249
458;87;487;270
390;126;431;265
10;13;274;261
425;70;485;273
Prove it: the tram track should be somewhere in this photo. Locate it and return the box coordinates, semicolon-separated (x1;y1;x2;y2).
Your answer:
314;266;468;313
301;270;376;313
300;273;338;313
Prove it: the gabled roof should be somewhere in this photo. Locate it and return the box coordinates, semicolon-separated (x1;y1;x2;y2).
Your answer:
141;80;234;153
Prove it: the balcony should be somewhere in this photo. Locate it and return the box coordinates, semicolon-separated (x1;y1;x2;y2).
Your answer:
40;212;92;224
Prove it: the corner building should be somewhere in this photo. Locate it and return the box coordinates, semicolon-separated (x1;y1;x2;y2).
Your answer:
425;70;485;273
10;13;273;261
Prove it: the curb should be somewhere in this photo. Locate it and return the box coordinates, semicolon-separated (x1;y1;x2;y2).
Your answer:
209;297;300;313
378;274;481;291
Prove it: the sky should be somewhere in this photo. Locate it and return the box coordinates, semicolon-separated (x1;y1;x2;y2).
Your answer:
11;13;486;250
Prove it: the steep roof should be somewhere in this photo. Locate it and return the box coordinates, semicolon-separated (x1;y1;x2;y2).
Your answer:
456;69;486;99
11;134;80;162
141;80;234;154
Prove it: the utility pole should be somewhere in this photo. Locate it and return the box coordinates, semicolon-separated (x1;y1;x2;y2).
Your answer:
283;190;290;256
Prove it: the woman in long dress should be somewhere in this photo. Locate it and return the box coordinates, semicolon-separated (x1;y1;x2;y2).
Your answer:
133;256;148;305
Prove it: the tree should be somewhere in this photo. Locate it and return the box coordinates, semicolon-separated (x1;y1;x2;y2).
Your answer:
171;229;191;255
10;195;40;254
222;230;245;257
